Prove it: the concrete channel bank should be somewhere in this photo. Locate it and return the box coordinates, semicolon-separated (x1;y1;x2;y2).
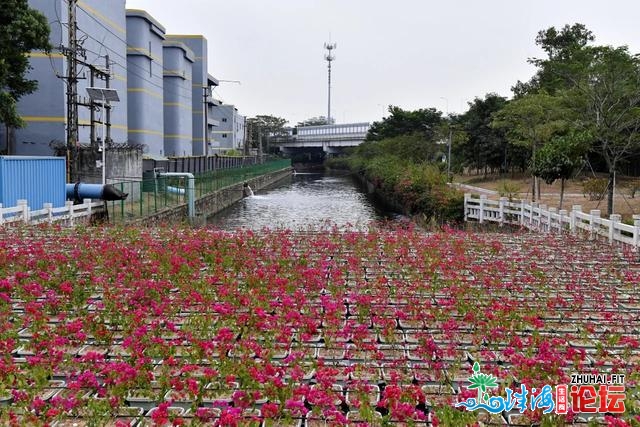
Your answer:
135;167;292;226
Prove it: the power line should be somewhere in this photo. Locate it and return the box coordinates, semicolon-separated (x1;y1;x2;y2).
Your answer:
54;0;208;161
73;9;196;103
71;24;193;104
75;5;205;83
80;44;193;104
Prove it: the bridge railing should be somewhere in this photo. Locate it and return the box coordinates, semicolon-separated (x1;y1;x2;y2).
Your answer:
272;123;370;146
295;122;370;135
274;135;367;145
464;193;640;248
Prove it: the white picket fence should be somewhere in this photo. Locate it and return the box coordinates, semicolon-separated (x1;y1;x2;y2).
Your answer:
464;194;640;248
0;199;104;226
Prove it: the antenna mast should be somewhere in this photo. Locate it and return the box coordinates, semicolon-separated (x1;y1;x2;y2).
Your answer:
324;41;336;125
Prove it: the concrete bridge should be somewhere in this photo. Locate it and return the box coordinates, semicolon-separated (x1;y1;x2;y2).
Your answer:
272;122;370;157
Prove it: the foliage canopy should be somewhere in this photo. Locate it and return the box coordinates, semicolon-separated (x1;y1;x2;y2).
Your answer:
0;0;50;127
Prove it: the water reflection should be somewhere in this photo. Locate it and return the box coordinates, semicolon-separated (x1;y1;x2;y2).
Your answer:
208;172;401;230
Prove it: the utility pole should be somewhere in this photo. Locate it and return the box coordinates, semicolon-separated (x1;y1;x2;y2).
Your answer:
62;0;114;183
65;0;79;182
440;97;452;182
89;66;95;150
102;56;111;187
105;55;112;145
78;61;109;181
324;41;336;125
243;119;250;156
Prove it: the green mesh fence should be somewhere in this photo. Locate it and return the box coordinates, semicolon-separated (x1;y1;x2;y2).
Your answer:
106;159;291;224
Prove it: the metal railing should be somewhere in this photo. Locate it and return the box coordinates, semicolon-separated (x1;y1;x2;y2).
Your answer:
105;159;291;223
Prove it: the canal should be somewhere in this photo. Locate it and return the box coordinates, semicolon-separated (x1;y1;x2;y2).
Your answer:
208;171;402;229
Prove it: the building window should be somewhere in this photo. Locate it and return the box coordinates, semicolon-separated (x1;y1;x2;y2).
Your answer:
222;133;227;138
222;118;227;122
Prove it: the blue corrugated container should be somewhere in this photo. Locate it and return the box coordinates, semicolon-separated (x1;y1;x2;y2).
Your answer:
0;156;66;209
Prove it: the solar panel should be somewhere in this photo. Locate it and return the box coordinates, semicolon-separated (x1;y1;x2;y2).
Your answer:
86;87;120;103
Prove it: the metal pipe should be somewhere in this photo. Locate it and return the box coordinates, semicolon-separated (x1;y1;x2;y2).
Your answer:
65;183;128;201
157;172;195;218
166;185;186;195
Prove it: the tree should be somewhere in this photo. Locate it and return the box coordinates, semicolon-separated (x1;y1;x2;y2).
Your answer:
491;92;570;201
569;46;640;215
0;0;51;127
512;23;595;97
351;134;437;166
246;115;288;154
532;131;589;209
511;23;640;214
366;106;443;141
455;94;509;176
296;116;334;127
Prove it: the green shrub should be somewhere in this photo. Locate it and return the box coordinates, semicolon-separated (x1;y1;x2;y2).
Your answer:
363;155;404;191
414;185;464;222
497;181;520;200
324;157;350;170
223;149;243;156
410;163;446;191
345;137;464;223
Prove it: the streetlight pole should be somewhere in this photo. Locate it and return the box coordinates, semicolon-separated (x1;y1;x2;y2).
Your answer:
440;97;452;181
440;97;449;116
203;86;210;156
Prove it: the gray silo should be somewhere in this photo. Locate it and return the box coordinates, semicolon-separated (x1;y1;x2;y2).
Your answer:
162;41;194;157
125;9;166;157
165;35;208;156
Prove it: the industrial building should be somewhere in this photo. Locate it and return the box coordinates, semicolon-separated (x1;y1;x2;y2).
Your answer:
1;0;129;156
162;41;195;157
165;35;219;157
1;1;248;185
125;9;166;157
210;104;246;152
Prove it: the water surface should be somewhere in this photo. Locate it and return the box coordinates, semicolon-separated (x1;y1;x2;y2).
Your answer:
208;172;402;230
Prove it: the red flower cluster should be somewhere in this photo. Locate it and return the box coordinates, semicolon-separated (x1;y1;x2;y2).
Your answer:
0;224;637;425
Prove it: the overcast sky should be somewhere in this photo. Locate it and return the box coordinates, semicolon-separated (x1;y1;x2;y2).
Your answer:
125;0;640;125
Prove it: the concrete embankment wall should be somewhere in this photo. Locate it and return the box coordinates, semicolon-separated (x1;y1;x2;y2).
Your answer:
136;167;292;226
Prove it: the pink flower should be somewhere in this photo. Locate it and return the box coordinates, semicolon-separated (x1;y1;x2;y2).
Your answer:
150;401;170;425
261;402;279;418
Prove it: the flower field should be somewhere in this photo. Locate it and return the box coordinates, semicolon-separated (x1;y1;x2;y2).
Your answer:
0;225;639;426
